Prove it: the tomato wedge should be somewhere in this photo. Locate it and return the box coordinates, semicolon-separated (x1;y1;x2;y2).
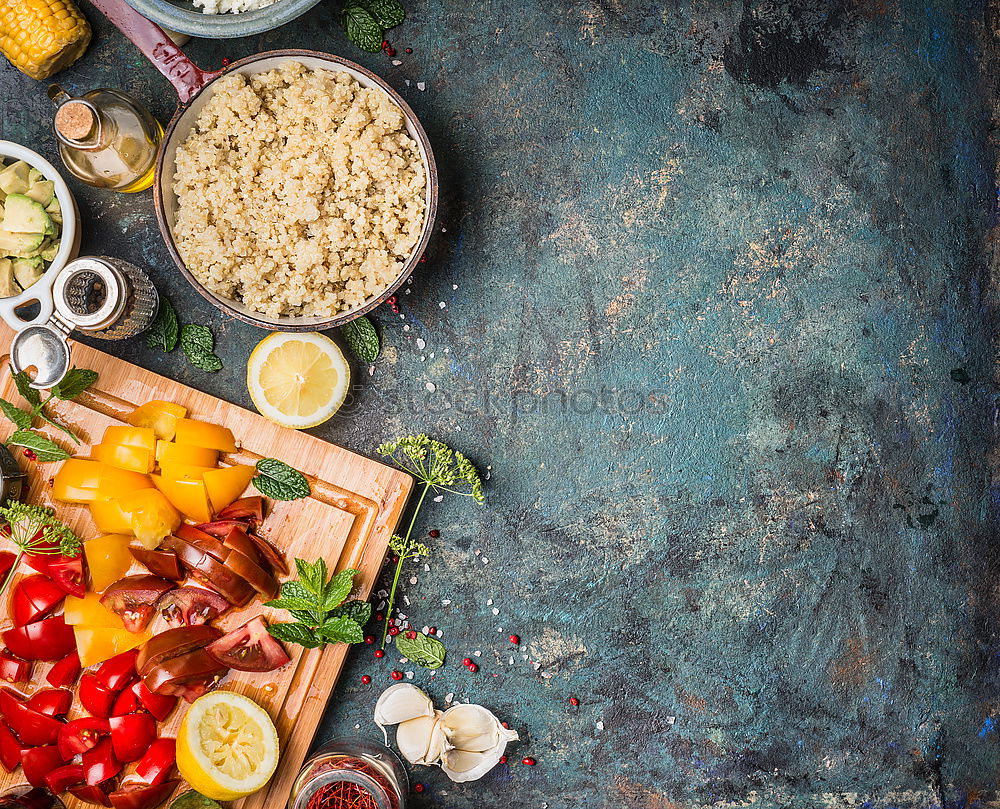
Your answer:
100;575;175;633
112;686;140;716
96;649;140;692
158;587;229;628
195;519;249;538
48;554;86;598
174;524;228;561
27;688;72;717
108;780;179;809
0;720;25;772
0;649;32;684
58;717;110;760
132;682;176;722
109;712;156;763
46;650;81;688
3;616;75;660
161;536;253;606
82;737;122;786
206;616;290;673
0;690;63;745
222;547;278;600
79;673;118;719
246;532;289;576
129;547;183;581
11;575;65;626
70;784;114;808
217;496;263;522
134;738;176;785
21;745;66;788
46;763;85;794
0;551;15;584
135;625;221;676
142;648;228;699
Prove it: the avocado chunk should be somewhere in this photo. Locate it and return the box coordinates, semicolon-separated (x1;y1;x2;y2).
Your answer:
0;230;44;256
12;257;44;290
0;162;30;196
25;180;55;208
39;239;59;263
0;259;16;297
2;194;54;236
45;198;62;225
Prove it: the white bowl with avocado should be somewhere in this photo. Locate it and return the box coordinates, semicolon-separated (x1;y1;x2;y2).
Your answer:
0;142;80;331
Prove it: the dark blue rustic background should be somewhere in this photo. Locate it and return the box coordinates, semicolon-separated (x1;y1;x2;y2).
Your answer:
2;0;999;806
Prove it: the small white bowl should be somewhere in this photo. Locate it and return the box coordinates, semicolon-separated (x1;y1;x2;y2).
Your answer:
0;141;80;332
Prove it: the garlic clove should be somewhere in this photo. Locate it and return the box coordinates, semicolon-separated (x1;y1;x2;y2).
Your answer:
374;684;435;745
441;703;517;753
440;742;512;783
396;710;449;765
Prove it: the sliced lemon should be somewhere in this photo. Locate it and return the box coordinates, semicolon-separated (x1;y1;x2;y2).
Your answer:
176;690;280;801
247;332;350;429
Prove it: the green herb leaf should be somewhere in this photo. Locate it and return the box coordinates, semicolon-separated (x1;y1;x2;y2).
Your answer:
147;297;179;352
322;568;358;611
0;501;80;565
12;371;40;408
340;316;381;363
267;622;323;648
264;596;318;613
295;557;327;597
7;430;69;462
169;791;223;809
343;2;384;52
318;615;365;645
253;458;310;500
52;368;97;400
0;399;32;431
181;325;223;372
360;0;404;28
395;631;446;669
329;600;371;625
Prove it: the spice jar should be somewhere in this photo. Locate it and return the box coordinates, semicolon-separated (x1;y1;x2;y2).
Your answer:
289;737;408;809
48;85;162;192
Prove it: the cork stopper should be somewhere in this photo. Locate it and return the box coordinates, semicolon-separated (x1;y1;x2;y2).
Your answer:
55;100;95;141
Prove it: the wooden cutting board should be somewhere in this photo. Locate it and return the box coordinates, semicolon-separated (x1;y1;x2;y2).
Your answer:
0;324;413;809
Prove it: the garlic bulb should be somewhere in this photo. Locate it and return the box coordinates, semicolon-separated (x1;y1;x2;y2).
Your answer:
373;684;519;782
374;684;435;744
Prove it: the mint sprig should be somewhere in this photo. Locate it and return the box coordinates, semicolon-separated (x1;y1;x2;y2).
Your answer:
266;558;367;648
342;0;404;52
340;316;380;363
253;458;310;501
181;325;223;373
2;367;97;450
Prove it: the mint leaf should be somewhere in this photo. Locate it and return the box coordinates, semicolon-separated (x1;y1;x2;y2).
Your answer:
295;557;327;596
7;430;69;462
330;600;371;625
268;622;322;648
253;458;310;500
264;596;317;613
395;631;446;669
0;399;32;431
343;3;384;52
322;568;358;610
12;371;40;408
181;325;222;372
52;368;97;400
318;616;364;645
340;316;380;363
147;296;179;352
361;0;404;28
169;791;223;809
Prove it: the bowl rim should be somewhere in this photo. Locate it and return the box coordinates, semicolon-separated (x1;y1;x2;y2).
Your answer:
153;50;439;333
0;141;79;332
121;0;324;38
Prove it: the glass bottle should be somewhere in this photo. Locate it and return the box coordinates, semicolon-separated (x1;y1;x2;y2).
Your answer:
288;737;407;809
48;85;162;193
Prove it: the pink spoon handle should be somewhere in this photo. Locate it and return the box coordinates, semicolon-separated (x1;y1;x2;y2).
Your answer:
85;0;221;103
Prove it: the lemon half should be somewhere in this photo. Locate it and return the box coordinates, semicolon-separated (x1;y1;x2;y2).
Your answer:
176;690;280;801
247;332;350;429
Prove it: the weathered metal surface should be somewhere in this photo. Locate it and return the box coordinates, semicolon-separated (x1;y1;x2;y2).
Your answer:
1;0;998;806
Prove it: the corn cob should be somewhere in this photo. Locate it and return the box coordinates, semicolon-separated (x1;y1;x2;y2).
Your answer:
0;0;91;81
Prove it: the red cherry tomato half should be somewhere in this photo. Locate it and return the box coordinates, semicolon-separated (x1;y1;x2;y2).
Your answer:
27;688;73;717
109;713;156;763
79;673;118;719
46;763;85;794
0;690;62;746
0;720;26;772
70;784;114;808
96;649;140;692
0;648;32;684
11;575;66;627
133;738;176;786
2;616;75;661
46;650;81;689
108;780;179;809
132;682;176;722
21;745;66;788
82;737;122;786
47;554;86;598
0;551;15;584
111;686;140;717
216;496;263;522
58;717;110;761
205;616;290;672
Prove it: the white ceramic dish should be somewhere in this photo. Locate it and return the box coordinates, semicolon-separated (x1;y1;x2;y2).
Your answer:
0;141;81;332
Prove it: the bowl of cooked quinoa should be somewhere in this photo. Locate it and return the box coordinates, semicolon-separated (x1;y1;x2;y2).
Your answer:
154;54;437;330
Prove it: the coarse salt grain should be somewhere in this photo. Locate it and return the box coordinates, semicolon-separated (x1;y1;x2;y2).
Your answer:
425;382;436;393
409;577;418;585
492;608;499;615
442;599;451;606
439;301;446;309
434;495;444;502
417;82;426;91
416;338;426;349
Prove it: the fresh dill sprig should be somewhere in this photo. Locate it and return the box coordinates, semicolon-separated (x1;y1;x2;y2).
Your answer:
376;435;484;646
0;502;81;596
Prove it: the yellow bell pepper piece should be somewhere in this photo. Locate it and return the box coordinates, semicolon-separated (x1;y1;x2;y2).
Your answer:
151;473;213;524
117;488;181;550
83;534;133;592
74;626;151;667
102;425;155;453
52;459;152;504
89;499;133;534
174;418;237;453
64;593;124;627
154;440;218;469
126;400;187;441
91;442;154;474
158;462;216;481
203;465;256;514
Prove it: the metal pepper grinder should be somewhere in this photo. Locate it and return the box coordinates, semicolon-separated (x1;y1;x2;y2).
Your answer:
9;256;159;389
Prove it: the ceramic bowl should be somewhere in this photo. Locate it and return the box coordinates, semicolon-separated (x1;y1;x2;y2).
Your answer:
0;141;81;332
122;0;324;38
